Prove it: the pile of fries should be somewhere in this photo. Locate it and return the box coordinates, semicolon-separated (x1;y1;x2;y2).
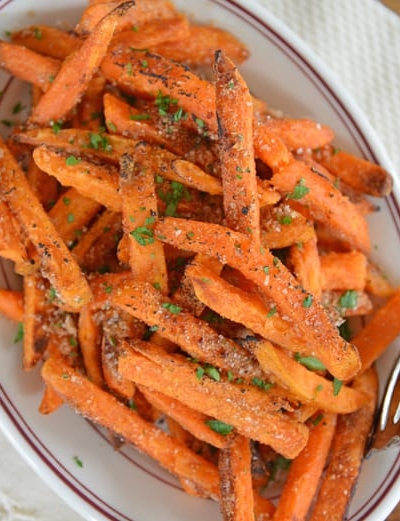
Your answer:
1;1;400;519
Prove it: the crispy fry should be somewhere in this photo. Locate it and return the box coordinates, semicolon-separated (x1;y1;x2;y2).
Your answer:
273;412;337;521
353;286;400;372
41;356;221;500
11;25;81;60
320;250;367;291
215;50;259;241
106;275;265;380
314;145;393;197
0;39;60;91
118;339;309;458
119;152;168;293
218;433;256;521
155;217;361;381
308;368;378;521
0;137;92;309
32;146;121;211
248;339;369;414
139;386;229;449
150;23;249;66
29;1;136;125
0;288;24;322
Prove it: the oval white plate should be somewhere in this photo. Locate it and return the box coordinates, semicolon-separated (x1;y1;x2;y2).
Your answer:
0;1;399;520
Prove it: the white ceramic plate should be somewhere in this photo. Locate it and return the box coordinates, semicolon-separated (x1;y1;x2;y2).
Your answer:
0;1;399;520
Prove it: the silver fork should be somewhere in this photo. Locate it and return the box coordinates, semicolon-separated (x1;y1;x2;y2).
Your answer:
367;353;400;454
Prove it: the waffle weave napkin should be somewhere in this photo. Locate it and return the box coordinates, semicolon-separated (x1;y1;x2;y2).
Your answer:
0;0;399;520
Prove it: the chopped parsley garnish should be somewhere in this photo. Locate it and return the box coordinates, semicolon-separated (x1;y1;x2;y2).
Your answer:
252;377;273;392
87;129;112;152
65;155;82;166
73;455;83;468
130;225;155;246
295;353;326;372
13;322;24;343
333;377;343;396
161;302;182;314
205;419;234;436
338;290;358;309
302;294;313;308
287;178;310;200
155;90;178;116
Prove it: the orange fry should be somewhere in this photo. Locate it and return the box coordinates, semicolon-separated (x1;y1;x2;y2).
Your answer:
155;217;361;381
215;50;259;241
29;1;135;125
41;356;221;500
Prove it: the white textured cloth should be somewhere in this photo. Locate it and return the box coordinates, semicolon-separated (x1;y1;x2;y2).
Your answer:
0;1;399;520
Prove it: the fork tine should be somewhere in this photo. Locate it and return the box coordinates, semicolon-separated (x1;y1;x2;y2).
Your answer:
379;354;400;431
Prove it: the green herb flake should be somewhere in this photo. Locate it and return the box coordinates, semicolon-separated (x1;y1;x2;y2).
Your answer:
12;101;25;114
87;129;111;152
338;290;358;309
196;366;205;380
33;27;43;39
287;178;310;200
295;353;326;372
161;302;182;314
130;225;155;246
333;377;343;396
302;294;313;308
73;455;83;468
204;365;221;382
266;306;277;317
13;322;24;343
155;90;178;116
67;213;75;223
252;377;273;392
65;155;82;166
129;113;151;121
205;419;234;436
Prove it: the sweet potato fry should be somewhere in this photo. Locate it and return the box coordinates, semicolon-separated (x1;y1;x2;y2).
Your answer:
78;305;104;387
0;288;24;322
139;386;229;449
105;275;265;380
29;1;136;126
0;40;60;92
110;13;190;49
308;367;378;521
248;339;369;414
75;0;177;35
263;116;335;150
155;217;361;381
150;23;249;66
118;339;309;458
273;412;337;521
41;356;221;500
288;234;322;298
353;285;400;372
48;187;102;247
314;146;393;197
215;50;259;241
218;433;255;521
269;159;371;253
186;260;312;353
32;146;121;211
0;137;92;309
38;383;64;415
11;25;81;60
0;200;29;267
101;48;217;133
119;152;168;293
320;250;367;291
